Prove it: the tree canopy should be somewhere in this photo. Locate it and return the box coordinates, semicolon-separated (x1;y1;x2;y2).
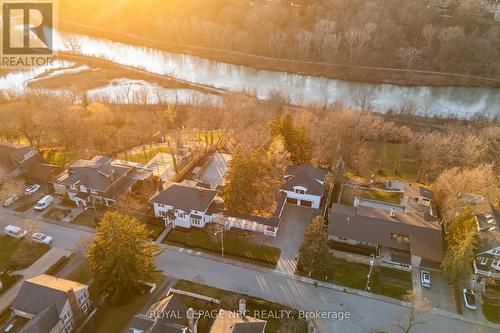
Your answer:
270;113;312;165
441;208;479;283
88;211;161;304
297;216;331;277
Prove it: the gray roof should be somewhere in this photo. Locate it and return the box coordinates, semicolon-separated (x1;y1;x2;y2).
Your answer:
150;184;217;213
19;304;59;333
476;204;500;253
0;141;34;171
419;187;435;201
13;282;69;315
54;156;131;193
281;164;327;196
329;203;444;262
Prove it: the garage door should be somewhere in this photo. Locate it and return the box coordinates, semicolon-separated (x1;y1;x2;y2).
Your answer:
286;197;298;205
300;200;312;208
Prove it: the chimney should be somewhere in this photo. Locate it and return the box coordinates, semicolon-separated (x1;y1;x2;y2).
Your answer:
239;299;247;318
66;289;82;324
390;208;396;218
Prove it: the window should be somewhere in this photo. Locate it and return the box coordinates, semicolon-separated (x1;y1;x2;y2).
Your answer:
191;216;201;225
65;321;73;333
177;212;186;219
78;294;86;305
62;312;70;323
294;189;306;195
493;260;500;271
159;210;167;217
390;233;410;243
480;257;488;265
81;303;88;313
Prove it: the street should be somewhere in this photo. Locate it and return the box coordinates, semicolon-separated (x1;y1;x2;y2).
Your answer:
0;206;498;332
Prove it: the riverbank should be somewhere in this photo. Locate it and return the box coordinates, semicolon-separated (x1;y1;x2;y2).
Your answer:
60;19;500;89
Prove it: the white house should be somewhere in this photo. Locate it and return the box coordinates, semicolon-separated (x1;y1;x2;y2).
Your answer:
11;274;92;333
280;164;328;209
149;184;218;228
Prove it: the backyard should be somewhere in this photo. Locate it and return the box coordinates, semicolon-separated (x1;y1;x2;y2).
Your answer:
0;236;51;270
117;144;169;165
360;188;402;204
174;280;308;333
163;227;281;268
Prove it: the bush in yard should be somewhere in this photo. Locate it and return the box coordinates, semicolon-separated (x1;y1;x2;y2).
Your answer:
88;211;161;304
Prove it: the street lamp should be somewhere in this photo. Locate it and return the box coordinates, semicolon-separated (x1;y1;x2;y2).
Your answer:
214;227;224;257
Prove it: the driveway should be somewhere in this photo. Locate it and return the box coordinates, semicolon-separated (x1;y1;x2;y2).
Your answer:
413;268;456;313
265;205;319;274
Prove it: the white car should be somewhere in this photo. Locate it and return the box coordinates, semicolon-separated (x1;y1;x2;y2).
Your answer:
463;288;477;310
1;193;21;207
31;232;53;245
25;184;41;195
420;270;431;288
34;195;54;211
4;225;27;239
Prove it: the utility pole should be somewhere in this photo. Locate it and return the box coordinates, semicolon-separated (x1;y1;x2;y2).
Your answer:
366;254;375;291
214;226;224;257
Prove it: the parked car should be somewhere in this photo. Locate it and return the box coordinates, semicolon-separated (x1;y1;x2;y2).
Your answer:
25;184;41;195
34;195;54;211
31;232;53;245
420;270;431;288
463;288;477;310
1;193;21;207
3;225;27;239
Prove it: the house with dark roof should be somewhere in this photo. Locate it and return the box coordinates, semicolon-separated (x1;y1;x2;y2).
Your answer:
53;156;152;208
150;183;218;229
0;141;60;183
472;204;500;289
149;183;286;237
129;293;198;333
328;203;444;269
280;164;328;209
10;275;92;333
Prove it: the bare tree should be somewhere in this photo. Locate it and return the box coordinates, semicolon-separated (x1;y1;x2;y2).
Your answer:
397;290;431;333
344;28;359;62
421;24;435;49
398;47;422;70
63;37;82;54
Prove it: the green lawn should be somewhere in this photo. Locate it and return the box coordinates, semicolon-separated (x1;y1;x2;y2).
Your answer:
40;149;81;168
361;189;402;204
43;207;72;221
299;257;409;300
0;274;21;296
163;227;281;268
0;236;51;270
72;209;105;228
117;145;169;165
483;302;500;324
146;224;164;240
174;280;308;333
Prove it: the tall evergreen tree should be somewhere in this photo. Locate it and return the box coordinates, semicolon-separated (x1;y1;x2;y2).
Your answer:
88;211;160;304
297;216;331;277
270;113;312;165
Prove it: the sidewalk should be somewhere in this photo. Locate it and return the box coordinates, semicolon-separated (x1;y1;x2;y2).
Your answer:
0;247;73;312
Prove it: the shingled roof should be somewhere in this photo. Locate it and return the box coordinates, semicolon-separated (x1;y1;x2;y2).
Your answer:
281;164;327;196
149;184;218;213
19;304;59;333
210;309;266;333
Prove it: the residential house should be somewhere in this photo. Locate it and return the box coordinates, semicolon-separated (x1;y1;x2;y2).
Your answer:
328;203;444;269
129;293;198;333
0;141;59;183
209;300;266;333
472;204;500;290
280;164;328;209
150;183;286;237
53;156;152;208
149;183;218;228
11;275;92;333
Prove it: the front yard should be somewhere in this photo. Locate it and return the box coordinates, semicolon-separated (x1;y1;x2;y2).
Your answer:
0;236;51;270
163;227;281;268
12;196;39;212
174;280;308;333
297;257;410;300
43;207;72;221
482;284;500;324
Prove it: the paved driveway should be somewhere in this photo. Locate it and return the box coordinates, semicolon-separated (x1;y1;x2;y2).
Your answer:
266;205;319;274
413;268;456;313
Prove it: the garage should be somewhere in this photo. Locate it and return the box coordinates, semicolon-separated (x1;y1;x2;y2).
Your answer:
299;200;312;208
286;197;298;205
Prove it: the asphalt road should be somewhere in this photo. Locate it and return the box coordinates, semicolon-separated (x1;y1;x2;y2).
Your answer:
0;206;498;333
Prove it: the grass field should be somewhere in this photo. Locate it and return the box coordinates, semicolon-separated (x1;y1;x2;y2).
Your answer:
43;207;72;221
40;149;81;168
0;236;51;270
360;189;402;204
174;280;308;333
117;144;169;165
163;227;281;268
